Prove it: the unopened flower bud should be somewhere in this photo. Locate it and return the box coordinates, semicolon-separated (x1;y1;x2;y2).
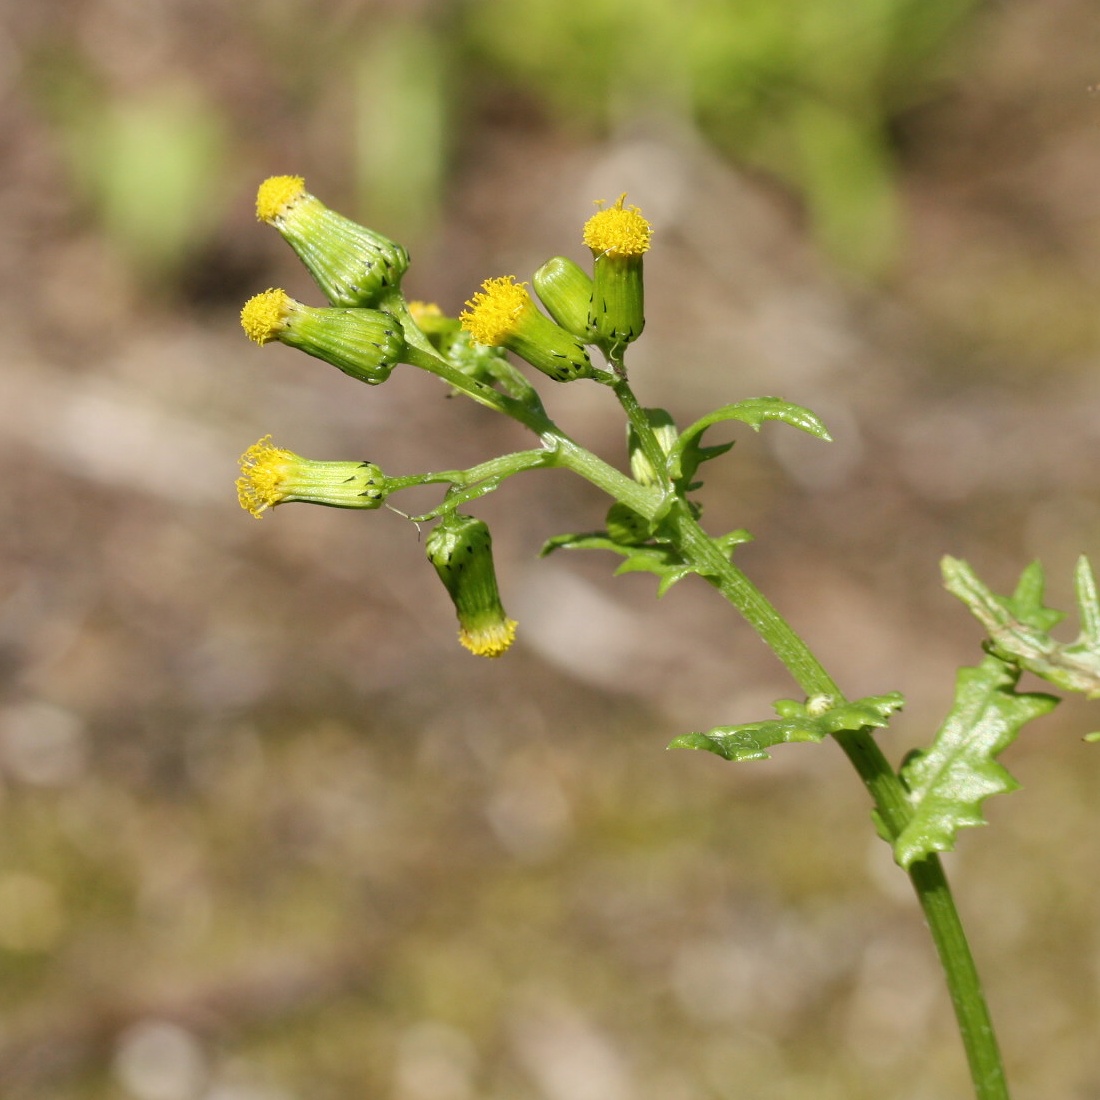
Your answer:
583;194;651;349
240;288;404;385
255;175;409;308
460;276;601;383
533;256;595;340
407;300;460;347
236;436;389;518
426;514;517;658
628;407;677;486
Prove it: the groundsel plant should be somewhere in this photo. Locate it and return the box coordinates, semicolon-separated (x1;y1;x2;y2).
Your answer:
236;175;1100;1099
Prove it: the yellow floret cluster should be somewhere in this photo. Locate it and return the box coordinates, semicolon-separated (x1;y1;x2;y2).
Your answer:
408;300;444;326
240;288;293;344
459;276;532;346
255;175;307;223
583;195;652;257
460;617;519;659
236;435;294;517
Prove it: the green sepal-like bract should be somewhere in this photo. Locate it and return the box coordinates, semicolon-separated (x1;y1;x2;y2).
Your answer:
285;306;405;385
589;252;645;349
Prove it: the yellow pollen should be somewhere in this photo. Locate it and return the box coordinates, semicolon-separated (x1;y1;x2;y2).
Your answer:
236;435;295;518
240;288;293;344
583;194;652;257
256;175;307;222
459;617;518;658
460;276;531;346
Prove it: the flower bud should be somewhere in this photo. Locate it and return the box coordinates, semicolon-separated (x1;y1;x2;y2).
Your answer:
426;514;517;658
460;276;602;383
255;175;409;308
532;256;595;340
407;300;461;351
240;288;404;385
236;436;389;518
628;407;677;486
583;194;651;350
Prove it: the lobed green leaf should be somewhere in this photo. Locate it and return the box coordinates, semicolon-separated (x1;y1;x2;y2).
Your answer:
668;396;831;485
893;655;1057;869
669;691;904;762
540;529;752;596
943;555;1100;698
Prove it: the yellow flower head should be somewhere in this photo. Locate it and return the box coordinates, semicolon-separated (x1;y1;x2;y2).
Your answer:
236;435;296;517
239;288;404;385
256;175;307;223
426;513;518;658
460;617;519;659
253;175;409;308
460;276;533;346
240;288;294;344
582;195;650;348
460;276;599;383
236;436;389;518
583;194;652;257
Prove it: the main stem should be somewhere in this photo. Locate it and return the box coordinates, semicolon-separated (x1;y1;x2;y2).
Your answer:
611;389;1009;1100
670;500;1008;1097
506;379;1009;1098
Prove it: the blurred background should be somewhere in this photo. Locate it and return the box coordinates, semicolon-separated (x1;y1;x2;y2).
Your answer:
3;1;1100;1097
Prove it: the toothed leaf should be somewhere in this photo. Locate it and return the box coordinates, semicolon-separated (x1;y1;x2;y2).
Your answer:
714;529;754;555
1075;555;1100;646
668;397;831;483
943;556;1100;698
1008;560;1065;631
673;437;734;494
893;655;1057;869
669;691;904;762
540;528;753;596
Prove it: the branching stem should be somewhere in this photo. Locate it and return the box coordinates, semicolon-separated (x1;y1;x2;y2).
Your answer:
618;379;1011;1100
428;362;1011;1100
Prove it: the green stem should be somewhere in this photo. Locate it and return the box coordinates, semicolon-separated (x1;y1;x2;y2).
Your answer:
386;450;553;495
548;433;666;520
391;451;556;521
401;343;525;418
909;857;1009;1099
666;495;1008;1100
603;377;1007;1095
612;379;670;489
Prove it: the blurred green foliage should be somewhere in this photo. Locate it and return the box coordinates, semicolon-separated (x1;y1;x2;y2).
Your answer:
467;0;979;276
42;69;228;285
26;0;980;288
354;22;450;247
